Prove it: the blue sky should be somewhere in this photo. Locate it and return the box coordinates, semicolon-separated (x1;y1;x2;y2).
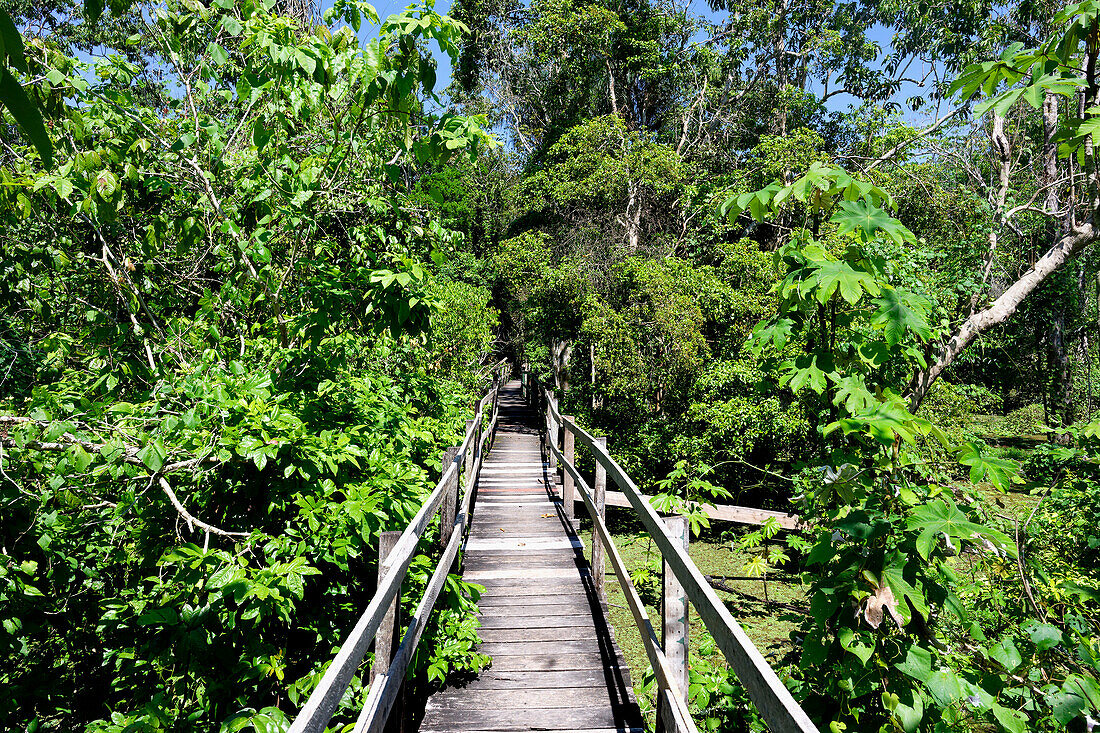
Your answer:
64;0;939;124
318;0;939;120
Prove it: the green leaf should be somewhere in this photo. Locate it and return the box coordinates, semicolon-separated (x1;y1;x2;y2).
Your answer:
871;288;931;346
85;0;105;21
70;444;93;472
137;438;166;473
895;645;933;682
924;669;963;709
892;688;924;733
831;199;914;244
907;499;1014;561
0;67;53;166
992;704;1026;733
988;636;1022;671
1025;621;1062;652
0;10;27;72
838;626;874;665
957;443;1021;491
208;42;229;66
806;259;880;305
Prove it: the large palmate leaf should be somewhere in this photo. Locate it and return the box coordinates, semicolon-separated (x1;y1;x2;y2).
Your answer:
831;199;915;244
907;499;1014;561
802;259;881;305
957;442;1021;491
871;288;931;346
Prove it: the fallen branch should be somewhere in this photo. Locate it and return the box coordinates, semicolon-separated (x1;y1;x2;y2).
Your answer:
1;416;243;538
157;475;247;538
0;415;216;472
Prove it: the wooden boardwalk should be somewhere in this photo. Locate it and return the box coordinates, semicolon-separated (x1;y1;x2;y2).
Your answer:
420;382;644;733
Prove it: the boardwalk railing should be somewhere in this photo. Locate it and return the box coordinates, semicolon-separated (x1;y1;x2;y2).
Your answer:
289;361;509;733
530;376;819;733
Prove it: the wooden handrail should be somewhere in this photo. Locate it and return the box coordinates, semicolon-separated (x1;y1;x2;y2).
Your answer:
288;363;508;733
538;380;819;733
546;432;698;733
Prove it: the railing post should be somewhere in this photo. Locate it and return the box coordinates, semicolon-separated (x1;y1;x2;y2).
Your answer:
592;436;607;599
464;420;477;486
372;531;403;733
439;447;459;551
658;514;690;733
562;416;575;521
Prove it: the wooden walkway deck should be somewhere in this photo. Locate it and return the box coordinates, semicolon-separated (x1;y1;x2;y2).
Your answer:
420;382;644;733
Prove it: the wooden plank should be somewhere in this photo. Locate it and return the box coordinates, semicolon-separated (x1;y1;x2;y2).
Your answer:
593;435;607;599
659;515;689;733
477;639;609;655
418;705;637;730
581;490;802;529
477;595;592;608
422;728;643;733
475;594;593;607
454;669;632;690
479;625;596;642
475;579;589;593
425;687;621;710
482;651;618;672
477;613;597;628
370;531;400;683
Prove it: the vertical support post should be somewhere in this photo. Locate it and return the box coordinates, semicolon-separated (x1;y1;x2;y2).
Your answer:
464;420;477;488
372;531;401;684
562;416;575;520
439;447;459;551
657;515;690;733
592;436;607;598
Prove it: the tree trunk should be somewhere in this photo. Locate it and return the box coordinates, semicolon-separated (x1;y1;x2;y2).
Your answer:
910;222;1100;410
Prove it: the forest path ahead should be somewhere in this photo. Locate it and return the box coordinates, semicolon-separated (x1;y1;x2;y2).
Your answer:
419;382;644;733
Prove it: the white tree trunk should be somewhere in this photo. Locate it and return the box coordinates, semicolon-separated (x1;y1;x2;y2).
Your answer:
911;221;1100;408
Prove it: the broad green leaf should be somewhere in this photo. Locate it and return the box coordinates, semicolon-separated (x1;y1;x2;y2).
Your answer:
871;288;931;346
137;438;166;472
892;688;924;733
831;199;914;244
988;636;1022;671
0;67;53;166
806;259;880;305
907;499;1014;561
924;670;963;709
992;704;1026;733
957;442;1021;491
0;10;27;72
895;645;932;682
1025;621;1062;651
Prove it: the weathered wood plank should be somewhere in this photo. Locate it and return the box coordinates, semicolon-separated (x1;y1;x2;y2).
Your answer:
477;639;613;655
420;706;638;731
478;625;597;642
481;651;619;672
421;728;643;733
477;612;597;628
477;595;597;608
425;686;616;710
451;669;631;690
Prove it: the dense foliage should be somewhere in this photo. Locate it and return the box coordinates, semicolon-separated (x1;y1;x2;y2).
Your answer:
7;0;1100;730
1;0;499;729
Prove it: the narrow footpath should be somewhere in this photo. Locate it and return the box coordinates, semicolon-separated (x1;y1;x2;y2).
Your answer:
419;381;644;733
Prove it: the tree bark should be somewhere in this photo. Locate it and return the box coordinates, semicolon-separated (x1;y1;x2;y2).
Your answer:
910;221;1100;409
